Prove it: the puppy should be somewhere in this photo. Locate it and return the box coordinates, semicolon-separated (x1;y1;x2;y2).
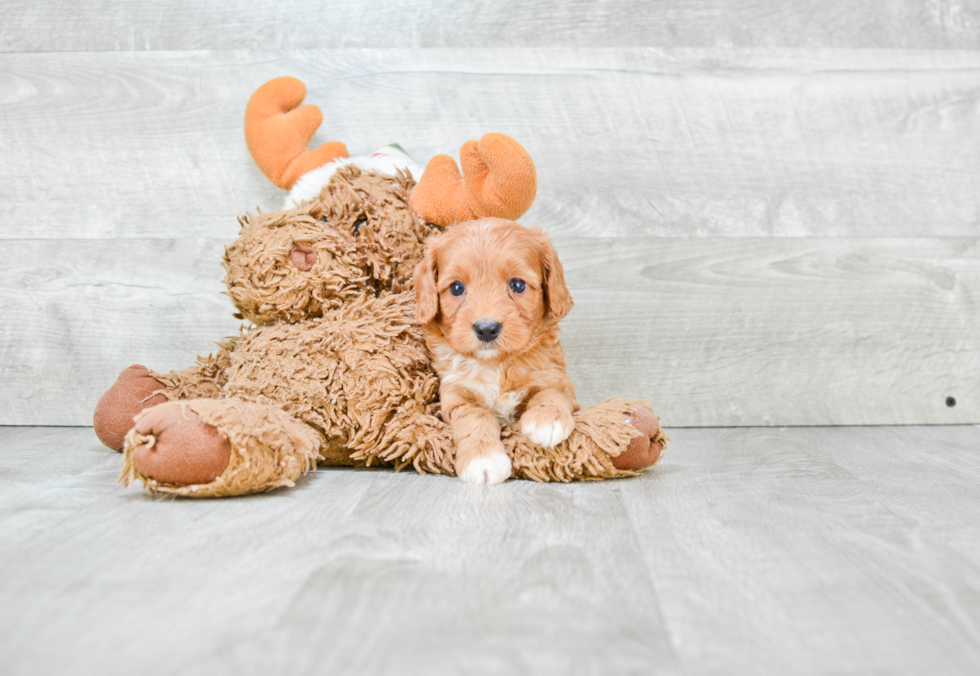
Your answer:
414;218;579;485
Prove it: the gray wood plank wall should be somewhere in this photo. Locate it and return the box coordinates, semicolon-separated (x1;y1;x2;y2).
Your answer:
1;3;978;426
3;1;979;51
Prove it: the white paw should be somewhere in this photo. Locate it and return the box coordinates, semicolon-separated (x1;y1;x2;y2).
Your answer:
458;452;512;485
521;415;574;448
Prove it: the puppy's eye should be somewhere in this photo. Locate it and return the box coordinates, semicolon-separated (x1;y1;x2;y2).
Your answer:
450;281;465;297
509;278;527;294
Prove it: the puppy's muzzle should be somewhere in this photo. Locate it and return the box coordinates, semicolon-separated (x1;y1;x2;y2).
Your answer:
473;319;502;343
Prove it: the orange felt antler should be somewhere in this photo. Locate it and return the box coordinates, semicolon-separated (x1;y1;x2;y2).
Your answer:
244;77;349;190
410;133;537;226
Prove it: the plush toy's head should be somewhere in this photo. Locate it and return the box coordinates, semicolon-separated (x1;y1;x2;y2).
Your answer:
223;205;363;325
228;76;540;326
306;165;440;294
224;166;441;325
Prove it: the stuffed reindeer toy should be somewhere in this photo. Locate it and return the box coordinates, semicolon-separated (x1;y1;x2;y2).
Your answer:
93;77;667;496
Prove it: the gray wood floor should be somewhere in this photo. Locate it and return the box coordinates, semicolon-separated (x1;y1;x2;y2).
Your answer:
2;424;980;675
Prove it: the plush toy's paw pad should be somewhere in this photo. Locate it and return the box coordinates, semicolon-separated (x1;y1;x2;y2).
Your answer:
458;452;512;485
521;405;575;448
612;406;664;471
130;404;231;485
93;364;168;451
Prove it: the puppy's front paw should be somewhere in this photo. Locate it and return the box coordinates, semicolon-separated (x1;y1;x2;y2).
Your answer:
458;452;512;485
521;406;575;448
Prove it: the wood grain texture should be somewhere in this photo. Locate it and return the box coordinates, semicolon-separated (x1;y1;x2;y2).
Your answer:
0;238;242;426
1;49;979;240
2;236;975;427
3;46;978;426
3;424;980;675
2;0;979;51
619;424;980;675
0;426;680;676
558;235;980;426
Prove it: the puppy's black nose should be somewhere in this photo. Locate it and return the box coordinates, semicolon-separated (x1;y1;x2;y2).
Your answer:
473;319;502;343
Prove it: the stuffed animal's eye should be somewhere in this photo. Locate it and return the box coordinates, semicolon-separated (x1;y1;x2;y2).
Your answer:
450;281;465;296
509;279;527;294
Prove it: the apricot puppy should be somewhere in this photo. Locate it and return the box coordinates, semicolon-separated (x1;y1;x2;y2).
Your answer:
414;218;578;485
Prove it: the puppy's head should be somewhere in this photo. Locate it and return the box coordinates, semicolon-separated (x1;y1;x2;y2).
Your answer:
414;218;572;361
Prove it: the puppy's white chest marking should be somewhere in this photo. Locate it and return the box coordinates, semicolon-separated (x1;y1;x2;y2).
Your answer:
493;389;524;424
435;346;525;423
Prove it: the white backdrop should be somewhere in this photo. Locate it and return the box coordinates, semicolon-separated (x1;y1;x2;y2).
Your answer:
1;2;978;426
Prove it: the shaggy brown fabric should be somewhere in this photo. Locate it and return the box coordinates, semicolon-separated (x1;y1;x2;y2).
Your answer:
106;167;668;497
120;399;322;497
507;398;667;482
222;291;452;473
308;165;442;293
151;337;237;402
224;166;442;326
223;208;366;325
118;396;667;495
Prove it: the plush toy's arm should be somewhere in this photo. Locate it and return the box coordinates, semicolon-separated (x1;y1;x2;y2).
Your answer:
410;133;538;226
244;76;349;190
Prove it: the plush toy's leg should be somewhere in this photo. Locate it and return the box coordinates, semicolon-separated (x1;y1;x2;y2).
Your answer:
611;405;665;470
93;365;168;451
150;342;235;401
410;133;537;226
351;402;456;476
93;346;234;451
119;398;323;498
125;402;231;485
357;397;665;483
506;398;668;482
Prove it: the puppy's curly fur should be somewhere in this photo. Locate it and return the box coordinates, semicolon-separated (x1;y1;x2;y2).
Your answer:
415;218;580;484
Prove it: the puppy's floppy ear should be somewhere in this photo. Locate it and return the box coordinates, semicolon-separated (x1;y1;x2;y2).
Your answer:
414;234;444;324
534;228;573;320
